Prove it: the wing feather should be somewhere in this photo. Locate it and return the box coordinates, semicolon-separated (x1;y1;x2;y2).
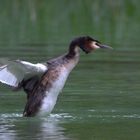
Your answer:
0;59;47;88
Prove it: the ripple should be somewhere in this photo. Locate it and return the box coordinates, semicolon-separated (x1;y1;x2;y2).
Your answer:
50;113;73;119
0;111;139;123
0;113;22;118
40;113;76;122
88;109;117;113
87;109;140;119
87;114;140;119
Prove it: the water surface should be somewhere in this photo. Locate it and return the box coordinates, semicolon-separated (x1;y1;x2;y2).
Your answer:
0;0;140;140
0;56;140;140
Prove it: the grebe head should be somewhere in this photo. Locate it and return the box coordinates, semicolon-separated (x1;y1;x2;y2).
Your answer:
79;36;112;53
70;36;112;54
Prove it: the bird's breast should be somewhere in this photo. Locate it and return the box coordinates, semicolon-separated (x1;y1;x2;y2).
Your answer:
39;66;70;115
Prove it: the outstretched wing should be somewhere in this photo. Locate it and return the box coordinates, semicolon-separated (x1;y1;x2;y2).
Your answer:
0;59;48;88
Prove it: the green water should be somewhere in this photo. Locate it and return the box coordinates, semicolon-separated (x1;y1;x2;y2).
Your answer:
0;0;140;140
0;60;140;140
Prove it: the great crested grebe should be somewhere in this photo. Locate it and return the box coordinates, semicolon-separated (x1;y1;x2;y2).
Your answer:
0;36;112;117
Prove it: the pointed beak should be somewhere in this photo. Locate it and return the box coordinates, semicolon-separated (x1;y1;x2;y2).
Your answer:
97;43;113;50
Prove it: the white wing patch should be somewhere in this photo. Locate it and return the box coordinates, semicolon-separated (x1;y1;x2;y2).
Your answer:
0;59;48;88
19;61;47;73
0;66;18;87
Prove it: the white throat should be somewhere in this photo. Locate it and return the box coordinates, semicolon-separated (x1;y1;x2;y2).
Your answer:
74;46;80;57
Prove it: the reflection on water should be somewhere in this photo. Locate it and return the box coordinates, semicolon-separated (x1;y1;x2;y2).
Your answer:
0;114;19;140
0;113;72;140
0;106;140;140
